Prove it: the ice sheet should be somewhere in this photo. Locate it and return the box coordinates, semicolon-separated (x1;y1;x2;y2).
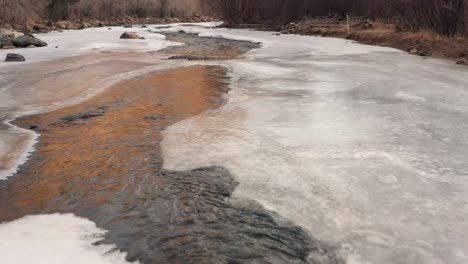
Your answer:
161;26;468;263
0;214;137;264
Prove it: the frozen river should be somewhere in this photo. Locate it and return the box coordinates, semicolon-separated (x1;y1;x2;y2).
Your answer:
161;25;468;264
1;23;467;264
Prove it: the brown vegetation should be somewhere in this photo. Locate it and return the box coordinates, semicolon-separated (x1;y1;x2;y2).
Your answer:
212;0;468;38
281;18;468;61
211;0;468;62
0;0;206;30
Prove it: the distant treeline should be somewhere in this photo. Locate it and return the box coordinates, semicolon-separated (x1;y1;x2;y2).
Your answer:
1;0;466;38
210;0;468;37
0;0;203;26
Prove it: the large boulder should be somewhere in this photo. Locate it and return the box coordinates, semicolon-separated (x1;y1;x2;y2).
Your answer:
120;32;141;39
5;53;25;62
12;34;48;48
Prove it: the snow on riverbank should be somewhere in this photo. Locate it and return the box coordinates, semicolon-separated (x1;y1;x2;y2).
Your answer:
0;26;177;65
0;214;137;264
161;25;468;264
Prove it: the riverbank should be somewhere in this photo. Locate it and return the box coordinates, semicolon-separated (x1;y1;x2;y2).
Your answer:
3;15;213;34
228;17;468;65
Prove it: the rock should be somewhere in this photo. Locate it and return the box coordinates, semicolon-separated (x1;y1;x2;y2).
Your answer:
12;34;48;48
408;48;418;54
456;59;467;65
139;37;146;40
5;53;25;62
418;50;432;57
120;32;141;39
123;25;133;28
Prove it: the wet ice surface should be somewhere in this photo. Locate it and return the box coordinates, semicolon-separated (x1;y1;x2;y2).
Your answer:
0;214;138;264
160;26;468;263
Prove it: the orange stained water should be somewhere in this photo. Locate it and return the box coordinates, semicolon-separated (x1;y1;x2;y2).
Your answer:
0;65;229;221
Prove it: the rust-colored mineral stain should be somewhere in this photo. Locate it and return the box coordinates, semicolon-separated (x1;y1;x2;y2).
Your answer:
0;66;229;221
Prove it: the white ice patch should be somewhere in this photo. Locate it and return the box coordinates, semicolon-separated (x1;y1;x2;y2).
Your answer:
0;118;39;180
80;42;124;51
0;214;138;264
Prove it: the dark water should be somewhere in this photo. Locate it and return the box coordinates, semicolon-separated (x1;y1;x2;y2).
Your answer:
0;66;342;263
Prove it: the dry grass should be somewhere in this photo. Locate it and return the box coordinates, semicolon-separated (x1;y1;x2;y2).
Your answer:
281;19;468;62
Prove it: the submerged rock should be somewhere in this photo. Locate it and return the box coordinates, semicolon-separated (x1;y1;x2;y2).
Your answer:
5;53;25;62
12;34;47;48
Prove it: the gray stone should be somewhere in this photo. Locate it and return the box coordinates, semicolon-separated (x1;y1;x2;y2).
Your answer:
12;35;47;48
5;53;25;62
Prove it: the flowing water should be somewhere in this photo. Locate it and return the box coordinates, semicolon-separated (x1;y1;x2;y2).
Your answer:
1;65;339;263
